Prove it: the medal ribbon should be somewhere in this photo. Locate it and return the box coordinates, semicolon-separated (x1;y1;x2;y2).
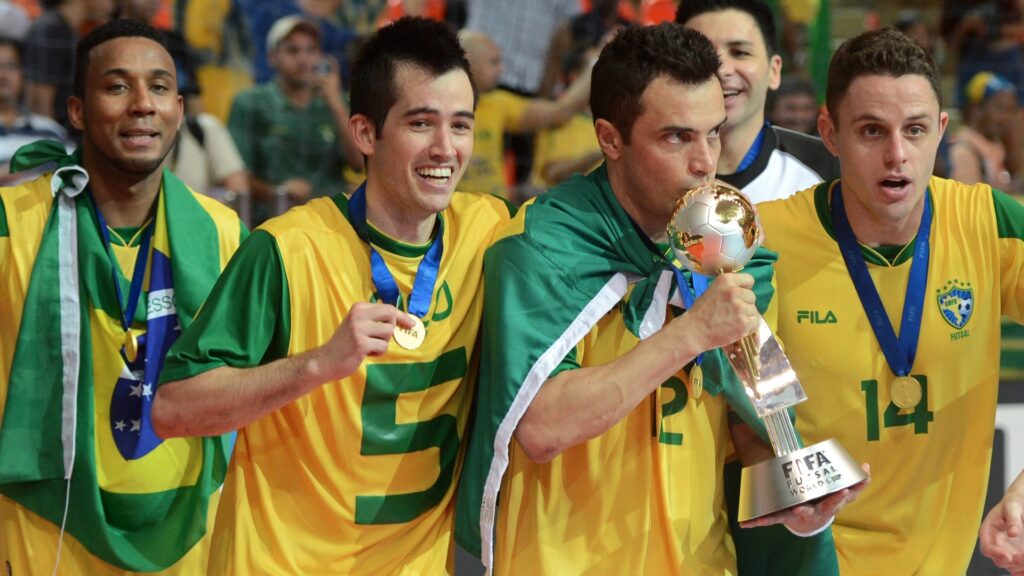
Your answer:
830;182;932;378
89;191;154;360
348;182;444;318
670;266;709;368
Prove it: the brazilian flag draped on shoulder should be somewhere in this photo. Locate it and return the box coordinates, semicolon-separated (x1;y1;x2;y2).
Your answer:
0;141;238;571
455;164;837;575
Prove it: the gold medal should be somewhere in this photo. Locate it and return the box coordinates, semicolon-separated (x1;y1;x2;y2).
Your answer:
123;330;139;363
891;375;922;410
393;316;426;350
690;364;704;400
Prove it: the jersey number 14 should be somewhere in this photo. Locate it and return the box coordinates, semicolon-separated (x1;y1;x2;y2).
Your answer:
860;376;934;441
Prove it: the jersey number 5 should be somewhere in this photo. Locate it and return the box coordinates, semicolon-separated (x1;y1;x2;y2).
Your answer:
860;376;934;441
355;348;467;524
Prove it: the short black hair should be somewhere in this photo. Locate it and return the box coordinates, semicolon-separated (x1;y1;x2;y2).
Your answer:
825;26;942;118
0;37;23;64
73;18;172;98
590;23;720;144
350;16;476;138
675;0;778;55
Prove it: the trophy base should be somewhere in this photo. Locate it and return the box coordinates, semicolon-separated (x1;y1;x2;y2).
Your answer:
737;438;868;522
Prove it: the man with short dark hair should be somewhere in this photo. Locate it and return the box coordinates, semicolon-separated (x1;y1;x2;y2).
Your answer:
758;26;1024;575
154;16;513;575
456;23;858;575
0;18;245;574
677;0;837;203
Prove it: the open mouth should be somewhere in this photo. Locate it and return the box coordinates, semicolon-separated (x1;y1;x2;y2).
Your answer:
880;177;910;190
417;166;453;186
120;130;159;146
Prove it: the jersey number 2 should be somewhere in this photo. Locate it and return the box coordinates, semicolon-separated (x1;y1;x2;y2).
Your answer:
355;348;467;524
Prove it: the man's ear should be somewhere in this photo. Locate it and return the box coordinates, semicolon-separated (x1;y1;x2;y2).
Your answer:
350;114;376;157
595;118;622;161
818;110;838;157
68;95;85;132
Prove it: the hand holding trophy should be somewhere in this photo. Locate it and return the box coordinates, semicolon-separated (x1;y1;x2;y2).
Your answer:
667;180;868;523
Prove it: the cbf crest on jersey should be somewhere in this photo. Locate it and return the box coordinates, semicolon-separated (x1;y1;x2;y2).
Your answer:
937;279;974;330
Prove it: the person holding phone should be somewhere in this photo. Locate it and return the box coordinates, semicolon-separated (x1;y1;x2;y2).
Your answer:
227;15;362;223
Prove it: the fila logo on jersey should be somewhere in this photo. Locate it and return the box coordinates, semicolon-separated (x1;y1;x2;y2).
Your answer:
796;310;837;324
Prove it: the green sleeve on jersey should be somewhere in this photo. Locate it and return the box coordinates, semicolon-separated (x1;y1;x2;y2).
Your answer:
993;189;1024;240
0;193;7;237
159;230;291;384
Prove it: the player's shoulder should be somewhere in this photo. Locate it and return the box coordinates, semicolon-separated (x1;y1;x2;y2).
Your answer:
188;187;242;227
758;181;821;222
771;126;839;179
448;191;516;228
260;196;348;240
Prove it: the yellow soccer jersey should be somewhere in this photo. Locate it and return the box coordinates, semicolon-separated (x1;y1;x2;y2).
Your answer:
166;191;512;575
759;178;1024;575
0;178;241;575
530;113;601;189
495;295;737;575
459;89;528;199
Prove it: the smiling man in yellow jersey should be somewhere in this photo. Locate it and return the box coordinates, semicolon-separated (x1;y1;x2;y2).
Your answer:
0;19;245;575
457;23;862;576
153;16;513;575
757;27;1024;575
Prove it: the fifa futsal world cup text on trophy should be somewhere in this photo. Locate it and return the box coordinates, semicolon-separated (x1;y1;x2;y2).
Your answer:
667;181;868;522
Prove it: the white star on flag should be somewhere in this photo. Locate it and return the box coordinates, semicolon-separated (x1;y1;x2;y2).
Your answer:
129;383;143;397
131;419;141;433
114;420;126;432
142;384;153;398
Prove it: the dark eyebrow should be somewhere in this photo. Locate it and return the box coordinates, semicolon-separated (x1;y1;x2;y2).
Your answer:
724;39;756;49
99;68;175;80
659;116;727;135
851;112;933;124
402;106;475;121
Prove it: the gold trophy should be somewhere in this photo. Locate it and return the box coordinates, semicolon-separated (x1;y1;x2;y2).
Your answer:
668;181;867;522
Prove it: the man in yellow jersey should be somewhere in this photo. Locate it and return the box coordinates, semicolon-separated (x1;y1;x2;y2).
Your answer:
457;29;593;203
153;16;513;575
757;27;1024;575
982;469;1024;572
457;23;861;576
0;19;245;575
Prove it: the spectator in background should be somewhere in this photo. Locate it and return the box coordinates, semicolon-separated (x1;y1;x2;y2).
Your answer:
465;0;581;187
538;0;629;98
894;9;937;59
458;29;592;202
245;0;357;88
163;31;249;216
228;15;360;223
177;0;254;122
0;37;72;186
942;0;1024;105
949;71;1017;190
530;46;602;191
768;75;819;136
23;0;113;131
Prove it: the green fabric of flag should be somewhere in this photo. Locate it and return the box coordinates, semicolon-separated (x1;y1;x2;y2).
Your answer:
0;142;232;571
455;165;837;574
